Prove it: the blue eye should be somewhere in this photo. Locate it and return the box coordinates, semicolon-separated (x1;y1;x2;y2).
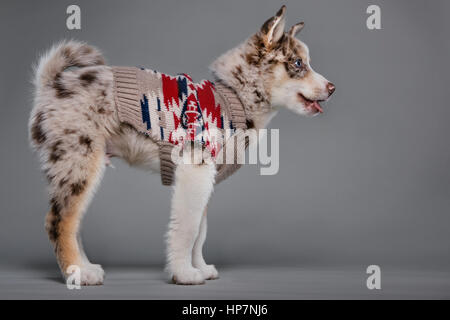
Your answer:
294;59;303;68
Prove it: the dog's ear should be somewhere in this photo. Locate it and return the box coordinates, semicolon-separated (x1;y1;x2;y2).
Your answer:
260;5;286;49
288;22;305;38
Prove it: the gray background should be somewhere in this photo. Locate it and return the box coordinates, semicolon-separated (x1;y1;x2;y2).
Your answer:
1;0;450;299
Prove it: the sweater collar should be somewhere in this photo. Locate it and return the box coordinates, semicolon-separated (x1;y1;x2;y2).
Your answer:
214;81;248;130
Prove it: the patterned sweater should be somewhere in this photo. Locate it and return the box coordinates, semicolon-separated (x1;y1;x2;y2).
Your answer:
112;67;247;185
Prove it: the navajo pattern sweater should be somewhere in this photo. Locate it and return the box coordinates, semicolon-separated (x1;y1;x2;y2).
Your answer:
112;67;248;185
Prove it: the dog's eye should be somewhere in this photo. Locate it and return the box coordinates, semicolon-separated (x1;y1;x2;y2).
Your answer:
294;59;303;69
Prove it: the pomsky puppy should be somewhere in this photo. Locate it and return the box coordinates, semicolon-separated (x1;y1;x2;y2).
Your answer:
29;6;335;285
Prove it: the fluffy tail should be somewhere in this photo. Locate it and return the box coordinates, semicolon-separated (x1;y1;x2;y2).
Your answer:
33;40;105;90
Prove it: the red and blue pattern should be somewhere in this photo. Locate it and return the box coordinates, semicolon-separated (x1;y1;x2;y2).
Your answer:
138;69;234;158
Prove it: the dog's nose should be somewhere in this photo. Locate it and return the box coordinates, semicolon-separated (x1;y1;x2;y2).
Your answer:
327;82;335;96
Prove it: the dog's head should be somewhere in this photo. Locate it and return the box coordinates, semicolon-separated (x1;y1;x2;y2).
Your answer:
259;6;335;116
211;6;335;117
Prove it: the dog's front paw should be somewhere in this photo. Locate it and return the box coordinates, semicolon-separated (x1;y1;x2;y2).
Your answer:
172;267;205;285
198;264;219;280
76;263;105;286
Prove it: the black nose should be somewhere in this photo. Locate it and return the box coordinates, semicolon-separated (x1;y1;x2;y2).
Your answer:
327;82;335;96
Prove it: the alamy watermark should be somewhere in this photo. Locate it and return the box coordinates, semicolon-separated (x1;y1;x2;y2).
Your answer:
169;128;280;176
66;265;81;289
66;5;81;30
366;5;381;30
366;265;381;290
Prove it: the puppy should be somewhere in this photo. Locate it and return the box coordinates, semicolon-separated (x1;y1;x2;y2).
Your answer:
29;6;335;285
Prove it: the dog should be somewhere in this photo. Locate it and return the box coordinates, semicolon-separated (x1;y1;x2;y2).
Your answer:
29;5;335;285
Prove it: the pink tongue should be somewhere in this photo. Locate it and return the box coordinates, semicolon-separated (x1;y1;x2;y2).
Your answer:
312;101;323;113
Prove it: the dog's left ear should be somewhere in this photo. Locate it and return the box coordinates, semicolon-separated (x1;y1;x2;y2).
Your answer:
260;5;286;49
288;22;305;38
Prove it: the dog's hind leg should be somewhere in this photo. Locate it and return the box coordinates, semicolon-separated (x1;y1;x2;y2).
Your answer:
166;162;216;285
45;147;106;285
192;208;219;280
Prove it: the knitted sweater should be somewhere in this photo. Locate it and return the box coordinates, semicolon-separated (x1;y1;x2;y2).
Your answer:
112;67;248;185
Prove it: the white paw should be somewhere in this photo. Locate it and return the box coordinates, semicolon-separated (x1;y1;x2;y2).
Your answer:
172;267;205;285
86;263;104;274
198;264;219;280
200;264;219;280
79;263;105;286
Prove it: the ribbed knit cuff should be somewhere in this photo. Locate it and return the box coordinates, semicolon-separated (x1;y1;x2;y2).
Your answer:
159;141;176;186
214;82;247;130
112;67;144;132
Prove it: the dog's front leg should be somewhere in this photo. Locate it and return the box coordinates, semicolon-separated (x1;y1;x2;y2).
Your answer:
166;162;216;285
192;208;219;280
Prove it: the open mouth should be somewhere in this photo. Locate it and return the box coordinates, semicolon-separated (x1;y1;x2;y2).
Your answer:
297;93;324;114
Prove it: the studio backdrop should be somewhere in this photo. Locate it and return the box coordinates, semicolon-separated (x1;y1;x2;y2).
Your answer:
0;0;449;272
